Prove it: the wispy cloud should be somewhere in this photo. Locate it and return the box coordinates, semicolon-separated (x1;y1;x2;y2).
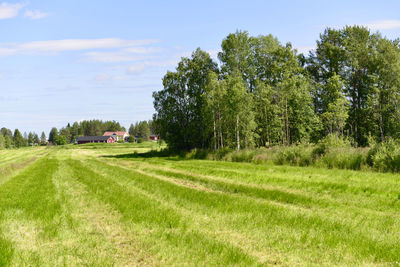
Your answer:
0;38;160;57
0;2;26;19
84;46;163;63
126;59;185;75
0;47;16;56
126;65;146;74
17;38;159;52
24;9;48;19
364;20;400;30
85;51;148;63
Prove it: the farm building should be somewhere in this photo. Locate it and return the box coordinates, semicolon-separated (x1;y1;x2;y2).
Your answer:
150;134;160;141
103;131;130;142
76;136;115;144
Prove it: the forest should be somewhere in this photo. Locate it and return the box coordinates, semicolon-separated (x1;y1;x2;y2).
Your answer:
0;119;155;148
153;26;400;151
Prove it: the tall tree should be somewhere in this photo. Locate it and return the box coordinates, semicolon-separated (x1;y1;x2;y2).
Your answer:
13;129;25;148
40;132;47;144
49;127;58;144
320;74;349;135
28;132;34;145
0;134;5;149
224;72;255;149
153;48;218;150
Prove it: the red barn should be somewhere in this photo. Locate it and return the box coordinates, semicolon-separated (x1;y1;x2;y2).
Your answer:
76;136;115;144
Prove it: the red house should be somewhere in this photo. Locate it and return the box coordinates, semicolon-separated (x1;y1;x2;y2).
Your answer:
149;134;160;141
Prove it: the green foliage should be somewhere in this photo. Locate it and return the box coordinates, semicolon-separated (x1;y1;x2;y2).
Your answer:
369;138;400;172
128;135;135;143
312;133;352;158
274;145;313;166
40;131;47;145
129;120;153;140
153;48;218;150
319;147;366;170
54;135;67;145
0;134;4;150
13;129;25;148
48;127;58;144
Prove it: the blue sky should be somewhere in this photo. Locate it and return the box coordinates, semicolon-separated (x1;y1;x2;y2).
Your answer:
1;0;400;134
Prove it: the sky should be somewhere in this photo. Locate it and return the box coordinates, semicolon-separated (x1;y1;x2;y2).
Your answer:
1;0;400;135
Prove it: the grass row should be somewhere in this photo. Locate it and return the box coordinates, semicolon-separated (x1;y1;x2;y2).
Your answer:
0;157;60;265
1;144;400;265
85;155;400;265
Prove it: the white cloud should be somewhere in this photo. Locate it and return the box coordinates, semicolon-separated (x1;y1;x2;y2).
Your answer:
126;65;146;74
0;38;160;58
0;47;16;56
85;51;147;63
124;47;163;54
364;20;400;30
84;46;163;63
95;74;111;82
0;2;25;19
125;59;180;75
17;38;158;52
24;9;48;19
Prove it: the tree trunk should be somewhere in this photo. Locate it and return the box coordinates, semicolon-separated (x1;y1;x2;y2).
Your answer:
218;111;223;149
213;115;217;151
236;115;240;151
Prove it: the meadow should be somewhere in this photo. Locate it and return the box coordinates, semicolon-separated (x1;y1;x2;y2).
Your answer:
0;143;400;266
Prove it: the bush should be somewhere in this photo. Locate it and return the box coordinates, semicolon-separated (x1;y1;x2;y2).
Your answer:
371;138;400;172
54;135;67;145
274;145;313;166
319;147;367;170
226;150;256;162
312;134;351;158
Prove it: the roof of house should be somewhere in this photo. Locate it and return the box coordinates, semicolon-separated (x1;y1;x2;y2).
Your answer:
103;131;129;136
76;136;113;142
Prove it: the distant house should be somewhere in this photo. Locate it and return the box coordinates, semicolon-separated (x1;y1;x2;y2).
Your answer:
149;134;160;141
76;136;115;144
103;131;130;142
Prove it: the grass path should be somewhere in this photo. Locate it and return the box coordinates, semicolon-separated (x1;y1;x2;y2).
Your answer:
0;145;400;265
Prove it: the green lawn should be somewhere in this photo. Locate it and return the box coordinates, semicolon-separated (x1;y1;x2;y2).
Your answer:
0;143;400;266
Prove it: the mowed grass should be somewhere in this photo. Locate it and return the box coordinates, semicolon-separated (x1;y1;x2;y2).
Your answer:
0;143;400;265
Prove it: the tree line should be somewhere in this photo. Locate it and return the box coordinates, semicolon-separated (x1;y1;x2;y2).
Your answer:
153;26;400;150
128;120;156;142
0;119;156;148
0;128;46;148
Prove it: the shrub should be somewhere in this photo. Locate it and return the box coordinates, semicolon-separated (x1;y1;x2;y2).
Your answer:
274;145;313;166
227;150;256;162
54;135;67;145
371;138;400;172
184;149;210;160
312;133;351;158
319;147;367;170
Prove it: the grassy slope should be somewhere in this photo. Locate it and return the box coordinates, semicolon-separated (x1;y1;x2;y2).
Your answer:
0;143;399;265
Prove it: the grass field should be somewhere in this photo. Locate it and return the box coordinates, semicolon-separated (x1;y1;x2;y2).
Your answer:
0;143;400;266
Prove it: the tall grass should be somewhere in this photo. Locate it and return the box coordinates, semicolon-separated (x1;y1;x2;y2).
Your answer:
136;134;400;173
